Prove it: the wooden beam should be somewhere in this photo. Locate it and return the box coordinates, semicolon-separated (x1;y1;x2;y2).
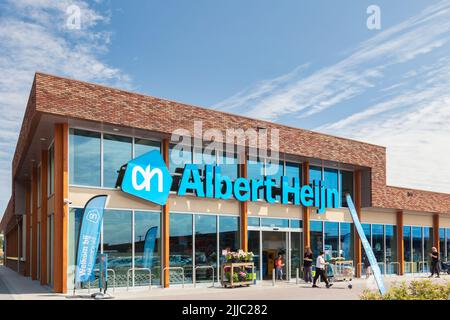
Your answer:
396;210;404;275
162;139;170;288
53;123;69;293
240;152;248;252
40;150;48;285
31;166;38;280
302;162;310;249
354;170;362;277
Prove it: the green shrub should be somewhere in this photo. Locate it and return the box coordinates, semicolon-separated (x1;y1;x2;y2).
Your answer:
360;280;450;300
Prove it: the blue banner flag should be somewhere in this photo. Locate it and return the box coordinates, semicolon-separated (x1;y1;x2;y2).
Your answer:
75;195;108;283
346;193;386;295
143;226;158;269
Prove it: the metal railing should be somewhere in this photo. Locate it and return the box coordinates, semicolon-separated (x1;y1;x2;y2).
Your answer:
387;262;400;276
193;265;215;288
88;268;116;294
163;267;185;288
404;261;415;276
418;261;429;273
127;267;152;291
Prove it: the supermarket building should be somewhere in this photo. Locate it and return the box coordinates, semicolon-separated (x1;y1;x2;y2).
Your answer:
1;73;450;293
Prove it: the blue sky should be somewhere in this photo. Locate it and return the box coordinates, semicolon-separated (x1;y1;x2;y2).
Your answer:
0;0;449;215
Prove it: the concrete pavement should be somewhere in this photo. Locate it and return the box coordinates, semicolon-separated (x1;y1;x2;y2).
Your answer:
0;265;448;300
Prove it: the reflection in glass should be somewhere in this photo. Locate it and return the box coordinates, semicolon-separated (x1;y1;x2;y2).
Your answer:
103;134;132;188
218;152;238;181
69;129;101;186
290;219;302;229
339;222;353;260
103;210;132;286
447;228;450;262
403;226;412;272
361;224;371;274
340;170;353;207
310;221;323;258
324;221;339;259
169;144;192;174
134;139;160;158
247;159;264;199
385;225;397;274
68;208;84;289
439;228;446;262
372;224;384;273
423;227;433;272
248;231;260;280
195;215;217;283
248;217;260;227
169;213;193;283
309;166;322;185
219;216;240;254
134;211;161;286
261;218;289;228
290;232;302;278
412;226;423;272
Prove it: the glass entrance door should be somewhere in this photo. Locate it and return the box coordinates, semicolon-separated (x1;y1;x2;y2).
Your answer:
262;231;287;280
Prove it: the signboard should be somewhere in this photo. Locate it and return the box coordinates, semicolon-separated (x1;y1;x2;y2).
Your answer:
346;193;386;295
143;226;158;269
75;195;108;284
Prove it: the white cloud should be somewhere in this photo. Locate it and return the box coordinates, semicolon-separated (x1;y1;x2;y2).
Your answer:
0;0;131;217
214;0;450;194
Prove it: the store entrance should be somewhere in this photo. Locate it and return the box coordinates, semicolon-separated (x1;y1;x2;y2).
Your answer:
262;231;287;280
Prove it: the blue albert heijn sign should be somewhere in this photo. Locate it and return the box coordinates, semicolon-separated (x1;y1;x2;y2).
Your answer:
120;150;172;205
119;150;340;214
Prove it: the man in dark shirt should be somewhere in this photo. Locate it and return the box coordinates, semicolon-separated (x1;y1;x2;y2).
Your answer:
429;247;440;278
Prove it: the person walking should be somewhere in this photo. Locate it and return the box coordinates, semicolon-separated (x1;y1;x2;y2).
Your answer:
303;247;313;283
429;247;440;278
275;254;284;280
312;251;333;288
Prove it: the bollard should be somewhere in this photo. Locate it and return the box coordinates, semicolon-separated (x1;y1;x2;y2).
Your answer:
272;270;276;286
296;268;299;285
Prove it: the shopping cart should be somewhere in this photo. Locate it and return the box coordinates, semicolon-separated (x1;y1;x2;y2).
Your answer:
327;260;354;289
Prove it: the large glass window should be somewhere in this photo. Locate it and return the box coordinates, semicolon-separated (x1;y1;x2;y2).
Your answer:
103;134;132;188
447;228;450;262
169;213;193;283
219;216;240;254
324;221;339;259
134;138;160;158
423;227;433;272
69;129;101;186
309;166;322;185
261;218;289;228
218;152;238;181
385;225;397;274
194;215;217;283
248;217;260;227
361;223;371;273
290;232;302;279
323;168;338;191
339;222;353;260
169;144;192;174
340;170;353;207
68;208;84;289
403;226;412;272
248;231;260;280
285;162;301;186
439;228;446;261
134;211;161;286
310;221;323;258
412;226;423;272
247;159;265;199
372;224;384;273
102;210;132;286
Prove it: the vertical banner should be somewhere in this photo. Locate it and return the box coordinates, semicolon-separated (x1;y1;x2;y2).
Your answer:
143;226;158;269
75;195;108;284
346;193;386;295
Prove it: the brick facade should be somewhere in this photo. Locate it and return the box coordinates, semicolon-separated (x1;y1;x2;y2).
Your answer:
6;72;450;220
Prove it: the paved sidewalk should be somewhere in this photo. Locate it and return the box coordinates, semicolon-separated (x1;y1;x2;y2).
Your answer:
0;265;448;300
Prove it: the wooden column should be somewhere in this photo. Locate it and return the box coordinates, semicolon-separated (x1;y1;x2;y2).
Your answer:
53;123;69;293
240;152;248;252
353;170;362;277
25;183;31;277
162;139;170;288
31;166;38;280
40;150;48;285
302;162;310;249
433;214;440;252
396;210;404;275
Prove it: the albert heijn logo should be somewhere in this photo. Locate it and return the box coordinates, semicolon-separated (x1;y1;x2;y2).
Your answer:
117;150;172;205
